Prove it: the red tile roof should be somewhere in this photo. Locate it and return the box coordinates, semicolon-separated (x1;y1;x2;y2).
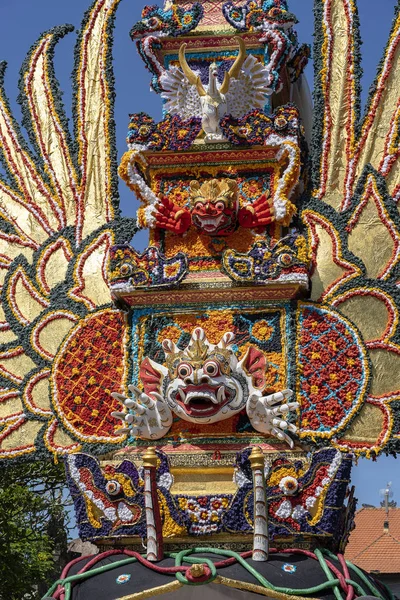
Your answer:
345;508;400;573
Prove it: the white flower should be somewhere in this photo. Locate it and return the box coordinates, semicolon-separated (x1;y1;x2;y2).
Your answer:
158;472;173;490
292;504;307;521
306;496;316;508
275;499;293;519
279;475;299;495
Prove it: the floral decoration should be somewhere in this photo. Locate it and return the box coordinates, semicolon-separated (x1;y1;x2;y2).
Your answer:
282;564;297;573
130;4;204;40
222;233;310;286
108;244;188;291
222;1;302;92
65;448;354;550
279;476;299;495
176;494;232;535
116;574;131;584
220;106;301;147
297;304;370;440
127;113;202;152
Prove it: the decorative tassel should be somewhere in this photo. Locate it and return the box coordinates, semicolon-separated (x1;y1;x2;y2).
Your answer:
250;446;269;561
142;447;164;561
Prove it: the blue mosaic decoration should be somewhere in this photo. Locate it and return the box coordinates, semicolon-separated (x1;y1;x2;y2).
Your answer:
127;113;202;151
130;4;204;39
222;234;310;285
222;1;291;32
65;448;354;549
108;245;189;291
220;106;302;146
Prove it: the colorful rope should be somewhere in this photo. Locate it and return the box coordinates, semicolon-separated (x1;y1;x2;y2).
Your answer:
42;546;393;600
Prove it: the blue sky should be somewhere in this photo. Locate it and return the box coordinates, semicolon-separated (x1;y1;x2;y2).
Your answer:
0;0;399;509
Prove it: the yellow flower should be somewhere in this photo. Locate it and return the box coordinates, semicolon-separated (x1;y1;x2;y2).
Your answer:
178;498;188;509
252;320;273;342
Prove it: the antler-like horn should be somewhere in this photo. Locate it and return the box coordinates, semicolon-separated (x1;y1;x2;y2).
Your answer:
179;43;206;97
220;37;247;95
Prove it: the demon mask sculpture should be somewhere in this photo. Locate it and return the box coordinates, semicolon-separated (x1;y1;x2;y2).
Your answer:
112;327;298;446
190;178;239;235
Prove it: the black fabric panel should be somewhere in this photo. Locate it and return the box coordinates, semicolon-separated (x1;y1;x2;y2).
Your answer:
66;552;389;600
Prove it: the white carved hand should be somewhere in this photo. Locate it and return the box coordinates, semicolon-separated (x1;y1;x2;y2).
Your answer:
111;385;173;440
246;389;298;448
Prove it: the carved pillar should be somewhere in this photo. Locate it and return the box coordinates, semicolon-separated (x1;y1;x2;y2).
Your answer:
143;447;164;561
250;446;269;561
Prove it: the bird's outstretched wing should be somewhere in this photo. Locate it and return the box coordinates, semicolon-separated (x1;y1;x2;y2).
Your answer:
0;0;134;462
160;66;203;119
227;54;272;118
298;0;400;457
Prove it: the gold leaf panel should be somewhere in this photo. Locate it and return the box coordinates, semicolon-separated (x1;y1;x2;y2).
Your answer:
1;419;42;452
333;291;393;343
32;312;77;360
369;348;400;396
302;211;359;301
40;239;72;293
336;403;386;446
0;348;36;384
23;370;52;416
347;175;398;279
70;232;113;309
0;392;23;422
45;420;81;454
312;225;347;301
8;267;49;325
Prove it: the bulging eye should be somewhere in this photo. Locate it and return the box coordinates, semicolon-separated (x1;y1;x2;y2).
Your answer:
120;263;133;276
138;125;151;136
106;480;122;496
278;252;293;267
178;363;193;379
203;360;220;377
194;202;204;211
215;202;225;211
146;16;161;29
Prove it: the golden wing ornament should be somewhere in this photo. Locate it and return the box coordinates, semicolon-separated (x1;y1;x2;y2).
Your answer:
299;0;400;457
0;0;136;460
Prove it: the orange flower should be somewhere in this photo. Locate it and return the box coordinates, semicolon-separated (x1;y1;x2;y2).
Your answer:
157;326;182;344
252;320;274;342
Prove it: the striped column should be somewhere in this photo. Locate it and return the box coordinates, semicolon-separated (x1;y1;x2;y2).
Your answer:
143;447;164;562
250;446;269;561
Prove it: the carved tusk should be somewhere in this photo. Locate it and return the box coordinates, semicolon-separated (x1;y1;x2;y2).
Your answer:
220;37;247;95
179;43;206;97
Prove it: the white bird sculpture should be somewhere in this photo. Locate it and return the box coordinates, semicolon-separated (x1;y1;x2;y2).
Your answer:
160;38;273;141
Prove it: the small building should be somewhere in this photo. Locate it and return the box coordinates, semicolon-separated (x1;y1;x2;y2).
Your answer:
345;507;400;597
